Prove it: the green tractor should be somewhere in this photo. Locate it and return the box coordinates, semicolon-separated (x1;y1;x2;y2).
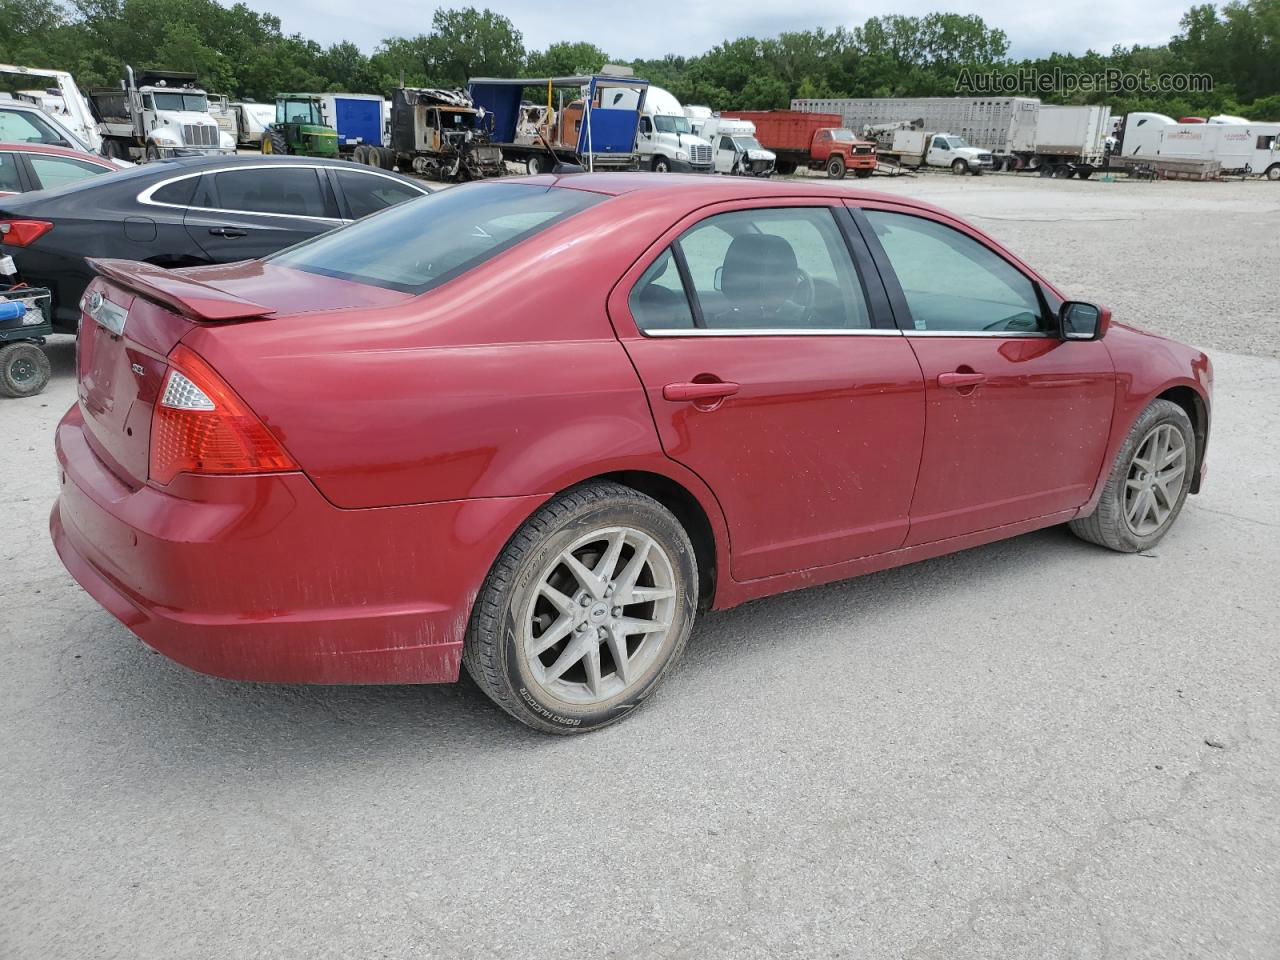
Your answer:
261;94;339;157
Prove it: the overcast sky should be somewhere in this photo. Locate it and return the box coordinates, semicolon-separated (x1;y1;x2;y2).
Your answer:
244;0;1191;61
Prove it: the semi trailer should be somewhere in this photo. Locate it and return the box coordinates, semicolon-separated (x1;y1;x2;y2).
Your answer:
793;96;1109;177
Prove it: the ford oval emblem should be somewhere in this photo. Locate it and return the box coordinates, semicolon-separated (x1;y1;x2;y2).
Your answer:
87;290;104;315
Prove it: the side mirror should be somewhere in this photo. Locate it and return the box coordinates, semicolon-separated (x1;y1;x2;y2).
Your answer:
1059;300;1110;341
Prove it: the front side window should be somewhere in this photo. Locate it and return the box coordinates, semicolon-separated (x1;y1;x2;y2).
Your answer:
211;167;335;219
29;155;107;191
653;115;691;135
864;210;1045;333
630;207;871;333
335;170;424;219
718;136;733;151
270;182;603;294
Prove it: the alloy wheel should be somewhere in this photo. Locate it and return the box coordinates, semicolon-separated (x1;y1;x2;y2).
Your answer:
521;526;677;705
1123;423;1187;536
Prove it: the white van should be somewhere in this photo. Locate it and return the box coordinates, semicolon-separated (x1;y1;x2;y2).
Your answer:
698;116;777;176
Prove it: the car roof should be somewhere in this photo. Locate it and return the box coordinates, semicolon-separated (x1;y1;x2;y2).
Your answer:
0;153;424;209
518;171;953;217
0;141;115;164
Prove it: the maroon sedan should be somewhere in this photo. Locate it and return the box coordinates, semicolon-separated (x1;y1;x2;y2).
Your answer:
51;175;1211;732
0;141;118;196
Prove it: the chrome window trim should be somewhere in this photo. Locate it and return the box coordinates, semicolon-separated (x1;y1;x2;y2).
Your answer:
901;329;1054;338
136;163;429;224
641;327;901;338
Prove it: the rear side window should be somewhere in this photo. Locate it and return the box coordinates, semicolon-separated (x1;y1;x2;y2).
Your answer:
211;167;336;219
270;183;603;294
334;169;423;220
151;175;198;206
0;153;21;192
629;249;693;330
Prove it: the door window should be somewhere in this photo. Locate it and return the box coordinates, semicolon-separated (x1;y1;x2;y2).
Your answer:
210;167;336;218
28;154;107;190
718;136;733;151
333;170;424;220
654;207;870;331
864;210;1045;333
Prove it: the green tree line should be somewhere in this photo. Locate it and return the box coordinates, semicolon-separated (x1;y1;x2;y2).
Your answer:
1;0;1277;119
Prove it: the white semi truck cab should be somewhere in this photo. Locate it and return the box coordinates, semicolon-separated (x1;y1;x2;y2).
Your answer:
93;67;235;162
632;85;712;173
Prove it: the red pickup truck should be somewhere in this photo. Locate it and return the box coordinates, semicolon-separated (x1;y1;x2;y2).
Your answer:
724;110;877;179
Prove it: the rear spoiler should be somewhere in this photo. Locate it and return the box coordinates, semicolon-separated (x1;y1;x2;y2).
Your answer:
87;258;275;322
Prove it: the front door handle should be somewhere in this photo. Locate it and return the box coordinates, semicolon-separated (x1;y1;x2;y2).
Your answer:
662;380;740;402
208;227;247;238
938;371;986;388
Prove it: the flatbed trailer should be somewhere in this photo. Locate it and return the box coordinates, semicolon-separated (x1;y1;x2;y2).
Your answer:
468;73;649;174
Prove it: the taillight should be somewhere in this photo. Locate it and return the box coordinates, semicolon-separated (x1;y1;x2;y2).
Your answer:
149;344;296;484
0;220;54;247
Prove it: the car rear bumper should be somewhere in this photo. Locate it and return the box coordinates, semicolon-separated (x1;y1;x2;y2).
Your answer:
51;404;547;684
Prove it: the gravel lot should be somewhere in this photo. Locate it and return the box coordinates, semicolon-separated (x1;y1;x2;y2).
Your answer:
3;173;1279;959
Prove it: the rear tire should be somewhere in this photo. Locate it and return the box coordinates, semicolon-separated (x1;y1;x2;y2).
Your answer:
0;342;51;398
268;128;289;156
375;146;394;170
1069;399;1196;553
463;481;698;733
826;155;846;179
527;153;546;175
102;139;126;161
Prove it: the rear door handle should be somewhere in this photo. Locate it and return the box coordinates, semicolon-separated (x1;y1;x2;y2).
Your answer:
662;381;740;402
938;372;986;388
208;227;247;238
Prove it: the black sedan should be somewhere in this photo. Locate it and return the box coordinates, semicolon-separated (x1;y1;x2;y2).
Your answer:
0;155;431;332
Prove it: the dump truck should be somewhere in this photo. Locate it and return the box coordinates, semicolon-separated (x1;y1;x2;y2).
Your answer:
89;67;234;161
723;110;875;178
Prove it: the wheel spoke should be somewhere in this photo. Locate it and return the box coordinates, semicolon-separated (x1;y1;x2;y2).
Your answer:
560;550;603;598
627;586;676;604
530;616;574;656
594;530;626;583
544;635;588;682
615;616;669;636
606;629;632;685
613;536;653;599
1126;488;1147;522
583;645;603;698
538;583;576;615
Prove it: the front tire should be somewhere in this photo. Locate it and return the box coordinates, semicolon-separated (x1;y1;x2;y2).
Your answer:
1266;164;1280;181
653;156;671;173
826;155;846;179
854;167;873;179
463;482;698;733
1069;399;1196;553
951;159;967;175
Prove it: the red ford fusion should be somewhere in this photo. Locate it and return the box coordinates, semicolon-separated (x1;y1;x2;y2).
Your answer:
51;174;1212;732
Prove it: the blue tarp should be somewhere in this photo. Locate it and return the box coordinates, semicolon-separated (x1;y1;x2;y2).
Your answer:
467;75;649;158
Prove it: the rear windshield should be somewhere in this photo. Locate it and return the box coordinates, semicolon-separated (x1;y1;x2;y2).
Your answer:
269;182;603;294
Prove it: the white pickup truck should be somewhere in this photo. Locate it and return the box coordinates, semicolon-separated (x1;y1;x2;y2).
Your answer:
878;129;994;175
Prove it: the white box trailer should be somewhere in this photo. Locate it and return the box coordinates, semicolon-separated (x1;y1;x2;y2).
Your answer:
1119;112;1280;179
1036;105;1111;162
